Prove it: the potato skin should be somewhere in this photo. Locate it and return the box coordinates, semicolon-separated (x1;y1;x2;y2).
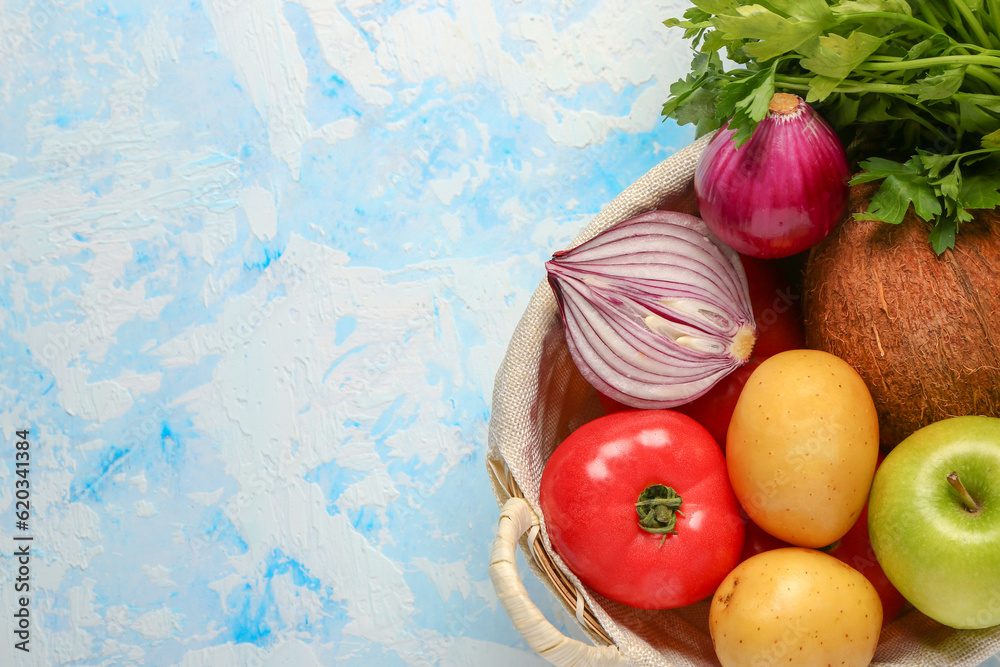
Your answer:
727;349;879;547
709;548;882;667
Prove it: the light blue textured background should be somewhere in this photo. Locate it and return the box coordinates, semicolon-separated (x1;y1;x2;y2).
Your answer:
0;1;997;666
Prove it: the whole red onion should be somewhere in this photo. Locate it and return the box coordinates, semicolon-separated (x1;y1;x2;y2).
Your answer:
694;93;850;259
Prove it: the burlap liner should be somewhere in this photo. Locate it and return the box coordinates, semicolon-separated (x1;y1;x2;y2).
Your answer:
486;134;1000;666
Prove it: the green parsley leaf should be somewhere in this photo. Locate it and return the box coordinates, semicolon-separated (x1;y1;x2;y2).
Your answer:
959;171;1000;209
716;66;776;144
981;128;1000;148
765;0;833;23
713;5;834;62
957;98;1000;134
798;31;885;82
805;75;842;103
691;0;739;13
915;150;960;178
851;157;914;183
822;93;861;126
833;0;913;16
906;34;953;62
912;67;966;102
853;157;942;224
935;161;963;202
928;216;957;254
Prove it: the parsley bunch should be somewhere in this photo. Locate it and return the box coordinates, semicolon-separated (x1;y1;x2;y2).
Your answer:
662;0;1000;253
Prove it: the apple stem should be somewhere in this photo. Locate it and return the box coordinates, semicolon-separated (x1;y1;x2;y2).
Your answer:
947;471;980;513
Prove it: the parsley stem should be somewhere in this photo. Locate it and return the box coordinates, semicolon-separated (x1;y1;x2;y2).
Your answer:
968;66;1000;95
842;11;943;38
988;0;1000;44
775;77;912;96
860;55;1000;71
951;0;991;48
943;4;976;45
854;56;1000;94
912;0;946;32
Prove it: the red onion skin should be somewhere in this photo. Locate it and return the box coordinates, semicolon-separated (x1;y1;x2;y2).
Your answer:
694;98;850;259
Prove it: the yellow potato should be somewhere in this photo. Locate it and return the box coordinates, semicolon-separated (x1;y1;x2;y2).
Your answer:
710;548;882;667
727;349;879;547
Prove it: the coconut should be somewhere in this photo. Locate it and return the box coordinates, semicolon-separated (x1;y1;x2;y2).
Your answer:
802;180;1000;450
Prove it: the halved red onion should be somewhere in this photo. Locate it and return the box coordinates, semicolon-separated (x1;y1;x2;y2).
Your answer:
695;93;850;259
546;210;756;409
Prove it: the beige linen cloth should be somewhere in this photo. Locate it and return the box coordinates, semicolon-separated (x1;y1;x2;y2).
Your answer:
486;134;1000;666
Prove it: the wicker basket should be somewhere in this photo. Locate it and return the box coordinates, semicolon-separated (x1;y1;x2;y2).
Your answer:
486;136;1000;667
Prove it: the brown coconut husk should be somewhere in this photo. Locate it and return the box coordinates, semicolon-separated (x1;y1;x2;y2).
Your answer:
802;179;1000;450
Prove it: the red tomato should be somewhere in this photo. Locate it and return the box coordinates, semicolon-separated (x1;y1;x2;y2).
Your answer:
822;454;908;625
539;410;745;609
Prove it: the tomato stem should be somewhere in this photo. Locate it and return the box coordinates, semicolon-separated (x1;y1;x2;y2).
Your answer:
636;484;684;547
947;471;981;513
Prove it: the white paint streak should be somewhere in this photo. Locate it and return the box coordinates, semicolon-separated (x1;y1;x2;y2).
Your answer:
270;571;325;634
440;212;463;244
296;0;394;106
105;605;131;635
0;152;16;176
202;0;311;178
36;503;104;590
241;186;279;241
67;583;101;630
411;557;472;603
315;117;360;145
187;488;225;506
143;564;177;588
335;468;400;512
131;607;184;640
426;636;549;667
375;2;505;87
129;473;149;494
134;499;158;517
46;628;94;665
176;638;324;667
427;163;472;206
101;640;146;662
135;8;182;81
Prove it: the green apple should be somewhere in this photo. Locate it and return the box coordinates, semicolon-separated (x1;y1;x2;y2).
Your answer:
869;415;1000;629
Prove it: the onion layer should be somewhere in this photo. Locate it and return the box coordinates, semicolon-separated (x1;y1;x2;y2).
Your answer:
695;93;849;259
546;210;756;409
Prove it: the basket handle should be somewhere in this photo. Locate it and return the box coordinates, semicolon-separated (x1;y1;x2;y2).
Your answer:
489;497;627;667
